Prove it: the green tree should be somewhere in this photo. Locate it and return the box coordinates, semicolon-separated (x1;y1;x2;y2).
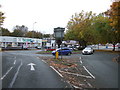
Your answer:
90;14;111;44
65;11;111;48
12;25;28;37
0;5;5;26
11;29;24;37
104;1;120;51
65;11;96;47
26;31;42;39
0;27;11;36
43;34;51;38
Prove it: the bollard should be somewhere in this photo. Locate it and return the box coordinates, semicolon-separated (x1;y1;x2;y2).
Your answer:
55;51;59;59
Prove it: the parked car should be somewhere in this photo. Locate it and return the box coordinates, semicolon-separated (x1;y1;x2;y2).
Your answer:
46;48;56;51
52;47;72;55
82;47;94;55
35;46;41;49
67;46;78;51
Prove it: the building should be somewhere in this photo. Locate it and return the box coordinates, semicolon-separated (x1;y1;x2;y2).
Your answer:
0;36;42;48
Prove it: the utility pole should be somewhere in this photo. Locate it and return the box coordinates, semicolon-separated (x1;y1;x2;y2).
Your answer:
32;22;37;38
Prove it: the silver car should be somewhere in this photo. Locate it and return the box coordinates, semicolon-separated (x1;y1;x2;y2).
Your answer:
82;47;94;55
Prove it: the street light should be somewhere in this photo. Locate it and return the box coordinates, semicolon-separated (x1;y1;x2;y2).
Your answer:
32;22;37;38
54;27;65;60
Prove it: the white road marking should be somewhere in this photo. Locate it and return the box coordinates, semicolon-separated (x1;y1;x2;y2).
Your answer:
59;70;92;79
37;57;39;59
28;63;36;71
86;81;93;88
83;66;95;79
1;67;13;80
9;61;23;88
42;60;46;63
50;66;63;78
79;56;82;60
13;60;16;65
80;60;83;64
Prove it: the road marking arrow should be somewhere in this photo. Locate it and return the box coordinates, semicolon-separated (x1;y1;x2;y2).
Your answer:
28;63;36;71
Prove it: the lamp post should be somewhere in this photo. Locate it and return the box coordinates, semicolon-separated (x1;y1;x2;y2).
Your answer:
32;22;37;38
54;27;65;60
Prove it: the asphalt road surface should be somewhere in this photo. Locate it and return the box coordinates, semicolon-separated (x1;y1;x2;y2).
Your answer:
79;51;119;88
1;50;71;88
1;50;119;89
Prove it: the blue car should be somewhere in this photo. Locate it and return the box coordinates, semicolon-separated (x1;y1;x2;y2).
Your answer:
52;47;72;55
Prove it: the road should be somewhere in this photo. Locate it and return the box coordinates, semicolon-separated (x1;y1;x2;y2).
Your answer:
1;50;119;88
1;50;71;88
79;51;119;88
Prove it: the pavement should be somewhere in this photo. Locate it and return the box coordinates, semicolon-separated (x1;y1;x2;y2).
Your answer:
93;45;120;51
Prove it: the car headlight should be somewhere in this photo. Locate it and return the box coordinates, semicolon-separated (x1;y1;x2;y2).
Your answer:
88;50;92;53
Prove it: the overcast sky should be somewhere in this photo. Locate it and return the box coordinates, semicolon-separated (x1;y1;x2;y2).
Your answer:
1;0;112;34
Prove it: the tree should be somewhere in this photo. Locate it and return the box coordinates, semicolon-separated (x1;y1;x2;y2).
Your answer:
26;31;42;39
42;34;51;38
65;11;96;47
90;14;111;44
11;29;24;37
104;1;120;51
0;5;5;27
65;11;111;48
0;27;11;36
12;25;28;37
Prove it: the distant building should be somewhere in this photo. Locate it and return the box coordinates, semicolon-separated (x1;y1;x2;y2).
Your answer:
0;36;42;48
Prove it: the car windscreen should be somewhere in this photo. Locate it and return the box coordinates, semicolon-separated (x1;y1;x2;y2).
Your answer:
85;48;92;50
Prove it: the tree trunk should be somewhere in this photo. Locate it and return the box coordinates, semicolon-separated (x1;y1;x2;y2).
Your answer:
112;43;115;51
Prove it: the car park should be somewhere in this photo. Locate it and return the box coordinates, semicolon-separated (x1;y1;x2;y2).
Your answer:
82;47;94;55
52;47;72;55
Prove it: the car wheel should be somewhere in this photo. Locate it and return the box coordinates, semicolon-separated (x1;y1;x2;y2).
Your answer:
82;53;85;55
67;52;71;56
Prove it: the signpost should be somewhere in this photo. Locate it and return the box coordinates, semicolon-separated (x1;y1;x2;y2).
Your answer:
54;27;65;60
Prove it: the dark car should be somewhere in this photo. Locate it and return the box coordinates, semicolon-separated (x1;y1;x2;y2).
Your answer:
52;47;72;55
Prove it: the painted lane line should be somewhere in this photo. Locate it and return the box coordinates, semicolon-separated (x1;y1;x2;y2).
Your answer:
1;67;13;80
80;60;83;64
13;60;16;65
42;60;46;63
9;61;23;88
50;66;63;78
59;70;92;79
86;81;93;88
83;66;95;79
79;56;82;60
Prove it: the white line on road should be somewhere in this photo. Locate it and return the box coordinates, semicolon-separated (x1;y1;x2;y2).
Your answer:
9;60;23;88
86;81;93;88
83;66;95;79
42;60;46;63
80;60;83;64
13;60;16;65
79;56;82;60
1;67;13;80
50;66;63;78
59;70;92;79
